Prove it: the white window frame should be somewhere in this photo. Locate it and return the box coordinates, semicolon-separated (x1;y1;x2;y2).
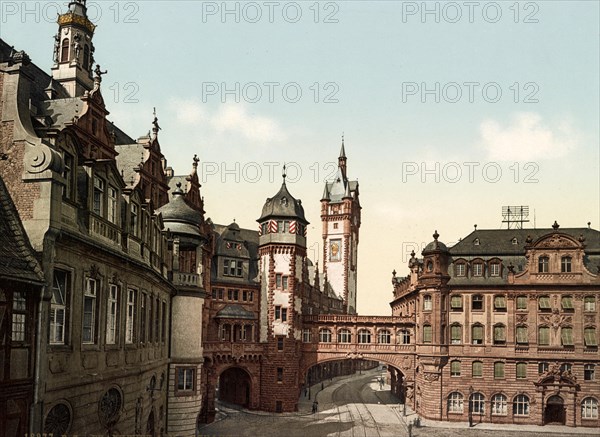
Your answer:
82;278;97;344
50;270;68;345
106;284;119;344
93;176;105;216
125;289;136;344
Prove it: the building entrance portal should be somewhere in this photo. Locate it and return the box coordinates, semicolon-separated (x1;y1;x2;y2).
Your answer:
544;395;565;425
218;367;251;407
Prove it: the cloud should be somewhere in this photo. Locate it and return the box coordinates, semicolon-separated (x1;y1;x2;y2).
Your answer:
479;112;578;161
168;98;286;144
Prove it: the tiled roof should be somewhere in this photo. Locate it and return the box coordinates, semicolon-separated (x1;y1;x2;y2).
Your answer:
215;304;256;319
0;176;44;284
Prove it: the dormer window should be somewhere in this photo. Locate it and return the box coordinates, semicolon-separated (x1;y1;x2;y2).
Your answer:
61;38;70;62
472;263;483;277
561;256;572;273
108;186;118;224
511;237;518;245
455;263;466;277
223;259;242;277
538;256;549;273
93;176;105;216
474;238;480;245
490;262;500;277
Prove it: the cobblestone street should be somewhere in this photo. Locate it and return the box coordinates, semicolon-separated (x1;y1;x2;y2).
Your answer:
198;369;598;437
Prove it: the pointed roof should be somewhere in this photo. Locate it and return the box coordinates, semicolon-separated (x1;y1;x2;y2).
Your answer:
321;183;330;201
339;136;346;159
257;177;308;224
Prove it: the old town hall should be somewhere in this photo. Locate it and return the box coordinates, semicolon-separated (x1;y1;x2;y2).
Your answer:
0;1;598;436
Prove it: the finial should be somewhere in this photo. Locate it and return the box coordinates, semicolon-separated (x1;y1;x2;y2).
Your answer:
433;230;439;241
152;107;161;135
282;164;287;182
552;220;559;230
392;269;396;277
93;64;107;82
474;224;477;231
193;154;199;168
588;221;591;229
410;250;415;258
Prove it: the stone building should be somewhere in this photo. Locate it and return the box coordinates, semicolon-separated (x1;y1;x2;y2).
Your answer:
0;174;45;437
391;225;600;427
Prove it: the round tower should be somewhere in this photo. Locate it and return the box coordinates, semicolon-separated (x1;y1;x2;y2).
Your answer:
256;171;308;412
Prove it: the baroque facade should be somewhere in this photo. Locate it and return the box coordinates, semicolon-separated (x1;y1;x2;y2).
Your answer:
1;1;598;435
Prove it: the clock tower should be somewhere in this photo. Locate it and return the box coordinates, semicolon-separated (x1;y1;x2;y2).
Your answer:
321;138;361;314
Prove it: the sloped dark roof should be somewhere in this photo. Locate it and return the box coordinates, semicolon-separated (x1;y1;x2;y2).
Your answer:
325;180;358;203
157;188;202;235
258;182;308;223
215;304;255;319
450;228;600;256
0;176;44;284
115;143;145;187
212;223;260;283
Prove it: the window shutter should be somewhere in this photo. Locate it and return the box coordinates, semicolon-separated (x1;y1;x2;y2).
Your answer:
516;326;528;343
584;328;597;346
561;327;574;346
539;327;549;345
494;296;506;309
494;325;506;341
517;363;527;378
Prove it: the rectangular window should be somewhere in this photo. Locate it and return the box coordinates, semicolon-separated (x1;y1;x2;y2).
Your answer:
472;361;483;377
106;284;119;345
140;292;147;343
472;295;483;311
450;325;462;344
161;301;166;342
516;326;528;344
473;263;483;277
561;327;574;346
281;308;288;322
82;278;97;344
329;239;342;262
584;364;595;381
584;328;597;346
455;263;465;277
423;295;432;311
242;291;248;301
11;292;27;342
302;329;311;343
130;203;139;237
538;362;549;374
450;295;462;310
490;263;500;277
93;176;104;216
276;274;282;289
538;296;551;310
516;363;527;379
108;186;118;224
494;362;505;379
126;289;136;344
277;336;284;351
472;325;484;345
584;296;596;312
423;325;432;343
493;325;506;344
50;270;69;345
177;367;195;392
494;295;506;311
538;326;550;346
450;361;461;376
561;257;572;272
155;297;160;342
62;152;74;200
277;367;284;382
516;295;528;310
148;297;154;343
561;296;574;310
282;276;289;290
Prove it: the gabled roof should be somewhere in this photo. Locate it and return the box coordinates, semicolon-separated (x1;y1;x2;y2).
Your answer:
0;176;44;284
257;181;308;224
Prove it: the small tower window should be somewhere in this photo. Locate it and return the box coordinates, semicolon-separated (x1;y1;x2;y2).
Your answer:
83;45;90;70
61;38;70;62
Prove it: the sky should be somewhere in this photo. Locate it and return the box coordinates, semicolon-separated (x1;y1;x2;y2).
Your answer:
2;1;599;315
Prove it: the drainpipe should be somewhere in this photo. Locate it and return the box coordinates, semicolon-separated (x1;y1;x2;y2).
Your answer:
31;283;47;434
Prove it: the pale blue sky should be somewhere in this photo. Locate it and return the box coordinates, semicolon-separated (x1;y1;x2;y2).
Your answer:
2;1;599;314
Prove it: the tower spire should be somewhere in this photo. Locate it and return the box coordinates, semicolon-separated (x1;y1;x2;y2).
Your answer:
338;134;347;180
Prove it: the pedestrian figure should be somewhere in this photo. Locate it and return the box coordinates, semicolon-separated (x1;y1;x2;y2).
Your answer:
321;382;324;390
312;401;318;414
304;388;308;397
379;377;384;389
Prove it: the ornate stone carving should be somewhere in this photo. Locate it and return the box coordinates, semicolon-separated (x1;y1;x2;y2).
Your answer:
24;144;62;175
423;372;440;382
539;311;572;331
535;234;578;249
44;403;71;435
516;314;528;324
98;388;122;428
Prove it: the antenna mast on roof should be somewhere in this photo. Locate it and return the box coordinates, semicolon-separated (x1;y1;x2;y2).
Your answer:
502;206;530;229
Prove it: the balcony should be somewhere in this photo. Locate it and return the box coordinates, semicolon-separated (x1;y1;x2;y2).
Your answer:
90;214;121;246
174;272;202;288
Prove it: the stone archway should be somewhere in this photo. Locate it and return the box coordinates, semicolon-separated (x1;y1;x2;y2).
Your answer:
544;395;565;425
218;367;251;407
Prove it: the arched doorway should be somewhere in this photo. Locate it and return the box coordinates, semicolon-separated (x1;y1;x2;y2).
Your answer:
218;367;251;407
146;409;155;437
544;395;565;425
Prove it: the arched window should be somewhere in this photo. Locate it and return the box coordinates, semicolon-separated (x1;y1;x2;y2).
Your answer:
450;323;462;344
358;329;371;344
337;328;351;343
319;328;332;343
447;392;464;413
538;256;549;273
469;392;485;414
471;324;484;345
450;360;461;377
561;256;572;273
491;394;507;415
378;330;391;344
581;397;598;419
423;295;432;311
61;38;70;62
83;44;90;70
513;394;530;416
